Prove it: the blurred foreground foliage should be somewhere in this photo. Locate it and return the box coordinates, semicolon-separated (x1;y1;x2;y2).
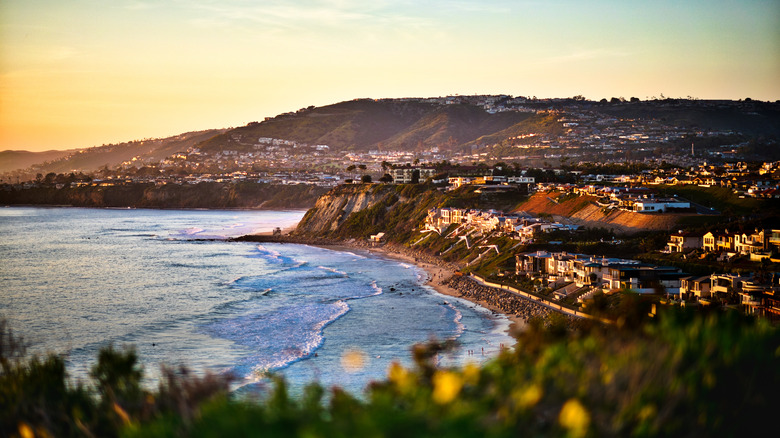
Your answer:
2;308;779;437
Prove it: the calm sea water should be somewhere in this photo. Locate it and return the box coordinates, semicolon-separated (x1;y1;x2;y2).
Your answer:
0;207;511;394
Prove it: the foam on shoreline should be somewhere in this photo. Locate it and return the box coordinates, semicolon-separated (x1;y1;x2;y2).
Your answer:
251;235;527;338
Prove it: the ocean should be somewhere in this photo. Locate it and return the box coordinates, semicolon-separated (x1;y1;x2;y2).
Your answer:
0;207;512;394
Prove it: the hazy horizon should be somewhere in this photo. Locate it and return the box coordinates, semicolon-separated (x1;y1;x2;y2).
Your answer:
2;0;779;152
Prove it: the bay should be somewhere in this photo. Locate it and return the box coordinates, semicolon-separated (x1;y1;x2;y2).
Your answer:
0;206;512;394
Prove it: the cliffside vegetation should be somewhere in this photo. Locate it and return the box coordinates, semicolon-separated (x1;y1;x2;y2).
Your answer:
293;183;527;242
0;182;327;210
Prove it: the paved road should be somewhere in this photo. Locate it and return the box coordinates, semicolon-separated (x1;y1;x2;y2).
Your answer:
679;197;721;215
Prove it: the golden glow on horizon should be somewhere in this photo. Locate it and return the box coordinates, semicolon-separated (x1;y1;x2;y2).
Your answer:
1;0;778;152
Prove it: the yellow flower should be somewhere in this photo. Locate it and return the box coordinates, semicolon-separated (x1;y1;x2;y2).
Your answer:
559;398;590;438
18;423;34;438
514;384;543;408
638;404;657;421
432;370;463;404
388;362;413;392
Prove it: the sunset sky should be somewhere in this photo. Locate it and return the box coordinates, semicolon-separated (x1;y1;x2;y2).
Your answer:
2;0;778;152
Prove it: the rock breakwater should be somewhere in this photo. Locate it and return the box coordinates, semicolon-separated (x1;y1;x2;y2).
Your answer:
444;275;577;324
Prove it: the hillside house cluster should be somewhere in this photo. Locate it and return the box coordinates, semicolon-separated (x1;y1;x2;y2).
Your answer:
387;166;537;190
680;273;780;317
640;161;780;198
535;161;780;202
425;207;578;243
516;251;686;295
547;185;692;213
390;167;438;184
666;228;780;259
447;175;535;191
515;250;780;317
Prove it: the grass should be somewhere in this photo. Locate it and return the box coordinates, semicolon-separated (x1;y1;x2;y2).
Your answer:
654;184;768;216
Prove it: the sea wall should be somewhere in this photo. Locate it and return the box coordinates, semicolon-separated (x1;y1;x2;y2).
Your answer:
446;275;570;322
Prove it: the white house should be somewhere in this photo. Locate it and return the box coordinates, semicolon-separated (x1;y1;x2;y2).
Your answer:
633;199;690;212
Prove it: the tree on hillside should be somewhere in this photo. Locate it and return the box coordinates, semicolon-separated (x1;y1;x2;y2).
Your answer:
361;174;372;183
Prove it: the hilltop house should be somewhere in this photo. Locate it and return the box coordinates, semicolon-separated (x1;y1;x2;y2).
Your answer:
391;167;436;184
710;274;750;295
603;264;683;294
768;230;780;253
702;232;717;252
632;198;690;213
516;251;687;294
680;276;712;299
716;233;735;252
734;230;766;255
666;231;703;253
700;229;777;255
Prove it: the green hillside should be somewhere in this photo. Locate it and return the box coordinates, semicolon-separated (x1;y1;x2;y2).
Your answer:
6;97;779;180
471;112;565;147
4;130;225;178
381;104;532;151
597;101;780;136
198;100;531;153
197;99;437;152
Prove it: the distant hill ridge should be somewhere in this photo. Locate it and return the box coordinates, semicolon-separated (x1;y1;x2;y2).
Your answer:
0;150;75;174
1;129;225;178
197;99;533;153
4;96;779;175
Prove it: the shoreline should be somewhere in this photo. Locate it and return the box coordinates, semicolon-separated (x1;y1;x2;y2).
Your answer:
359;243;527;337
1;204;311;212
235;234;527;337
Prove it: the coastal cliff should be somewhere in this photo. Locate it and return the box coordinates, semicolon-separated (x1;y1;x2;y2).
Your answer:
294;184;396;235
0;182;327;210
294;184;689;242
292;183;443;241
